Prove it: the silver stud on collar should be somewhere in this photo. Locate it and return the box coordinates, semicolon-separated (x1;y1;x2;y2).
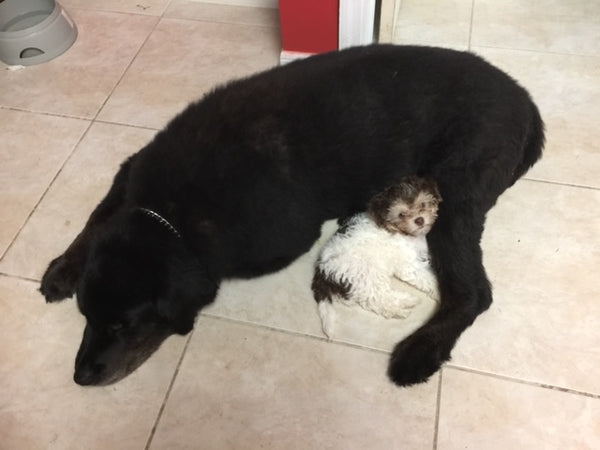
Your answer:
138;208;181;238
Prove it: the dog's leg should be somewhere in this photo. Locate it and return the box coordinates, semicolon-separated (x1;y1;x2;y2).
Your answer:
387;205;491;386
40;156;135;302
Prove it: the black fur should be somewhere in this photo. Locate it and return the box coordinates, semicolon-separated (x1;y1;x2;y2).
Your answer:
312;268;352;303
39;44;544;386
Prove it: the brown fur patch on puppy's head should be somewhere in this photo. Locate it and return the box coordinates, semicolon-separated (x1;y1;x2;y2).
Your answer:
368;176;442;236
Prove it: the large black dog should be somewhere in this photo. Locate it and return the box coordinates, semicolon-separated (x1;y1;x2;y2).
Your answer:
40;45;544;386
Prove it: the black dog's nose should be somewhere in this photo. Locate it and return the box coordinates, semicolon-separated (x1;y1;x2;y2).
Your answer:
74;363;105;386
415;217;424;227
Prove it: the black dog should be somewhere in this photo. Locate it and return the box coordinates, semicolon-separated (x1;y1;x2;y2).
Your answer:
40;45;544;386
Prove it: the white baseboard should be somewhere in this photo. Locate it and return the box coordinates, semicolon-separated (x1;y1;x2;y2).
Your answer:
186;0;278;8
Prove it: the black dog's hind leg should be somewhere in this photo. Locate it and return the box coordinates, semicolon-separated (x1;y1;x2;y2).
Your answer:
40;156;135;302
387;203;491;386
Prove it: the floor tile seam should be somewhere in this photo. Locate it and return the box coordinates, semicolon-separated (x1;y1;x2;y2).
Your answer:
390;33;600;59
391;38;471;50
467;0;475;51
199;312;390;356
93;118;161;132
159;15;280;30
469;43;600;59
144;330;195;450
443;364;600;400
0;119;95;263
432;368;444;450
0;105;92;122
161;0;175;17
0;272;40;284
91;15;162;123
523;177;600;192
68;5;167;19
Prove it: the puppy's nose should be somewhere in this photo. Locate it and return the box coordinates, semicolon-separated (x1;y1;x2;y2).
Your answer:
415;217;425;227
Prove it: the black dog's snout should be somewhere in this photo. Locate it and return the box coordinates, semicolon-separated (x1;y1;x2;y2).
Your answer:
74;324;109;386
415;217;424;226
74;362;105;386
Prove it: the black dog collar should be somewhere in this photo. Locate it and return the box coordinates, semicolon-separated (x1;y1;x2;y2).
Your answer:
138;208;181;239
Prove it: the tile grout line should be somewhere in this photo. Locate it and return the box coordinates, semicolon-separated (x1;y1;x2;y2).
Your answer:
69;5;168;19
92;118;161;131
0;119;94;264
200;312;390;355
445;365;600;400
89;16;162;124
470;42;600;59
161;15;280;30
67;3;281;29
468;0;475;51
0;105;91;121
0;272;40;283
0;105;162;132
523;177;600;191
432;368;444;450
144;330;195;450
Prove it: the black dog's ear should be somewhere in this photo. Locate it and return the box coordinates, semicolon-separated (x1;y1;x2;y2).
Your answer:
156;248;218;335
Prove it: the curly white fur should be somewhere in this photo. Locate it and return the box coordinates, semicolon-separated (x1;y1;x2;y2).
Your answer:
316;213;440;338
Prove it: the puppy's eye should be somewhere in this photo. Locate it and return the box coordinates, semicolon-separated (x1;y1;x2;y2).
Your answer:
398;212;406;218
420;202;426;208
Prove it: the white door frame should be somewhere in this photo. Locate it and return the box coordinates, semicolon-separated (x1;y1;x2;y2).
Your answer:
378;0;400;43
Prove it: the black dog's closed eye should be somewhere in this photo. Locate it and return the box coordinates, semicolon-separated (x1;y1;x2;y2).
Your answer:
108;323;124;333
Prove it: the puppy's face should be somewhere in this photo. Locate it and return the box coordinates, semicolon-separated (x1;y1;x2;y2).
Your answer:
368;176;442;237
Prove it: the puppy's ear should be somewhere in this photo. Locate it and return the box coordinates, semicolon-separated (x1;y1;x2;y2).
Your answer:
368;187;394;228
156;247;218;335
422;177;442;204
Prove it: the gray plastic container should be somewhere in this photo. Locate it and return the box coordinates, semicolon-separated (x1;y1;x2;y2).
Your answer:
0;0;77;66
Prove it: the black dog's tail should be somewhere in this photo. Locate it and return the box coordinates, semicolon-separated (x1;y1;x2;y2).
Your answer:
511;100;545;185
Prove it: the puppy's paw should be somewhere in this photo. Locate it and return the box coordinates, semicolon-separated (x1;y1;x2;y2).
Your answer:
39;256;79;302
387;331;451;387
318;301;336;339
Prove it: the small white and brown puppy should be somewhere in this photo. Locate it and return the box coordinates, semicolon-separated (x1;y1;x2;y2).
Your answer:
312;176;442;338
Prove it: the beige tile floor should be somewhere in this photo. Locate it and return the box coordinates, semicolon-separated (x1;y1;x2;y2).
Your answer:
1;1;599;448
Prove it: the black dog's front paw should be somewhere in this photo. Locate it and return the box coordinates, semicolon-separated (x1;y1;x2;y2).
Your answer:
387;331;452;387
40;256;79;302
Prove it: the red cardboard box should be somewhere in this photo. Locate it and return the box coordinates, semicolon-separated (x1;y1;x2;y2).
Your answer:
279;0;339;54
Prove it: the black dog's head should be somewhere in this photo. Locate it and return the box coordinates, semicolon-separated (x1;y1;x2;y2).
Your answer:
71;210;218;386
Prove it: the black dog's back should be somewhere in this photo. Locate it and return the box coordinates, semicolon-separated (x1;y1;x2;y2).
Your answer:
138;45;543;274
